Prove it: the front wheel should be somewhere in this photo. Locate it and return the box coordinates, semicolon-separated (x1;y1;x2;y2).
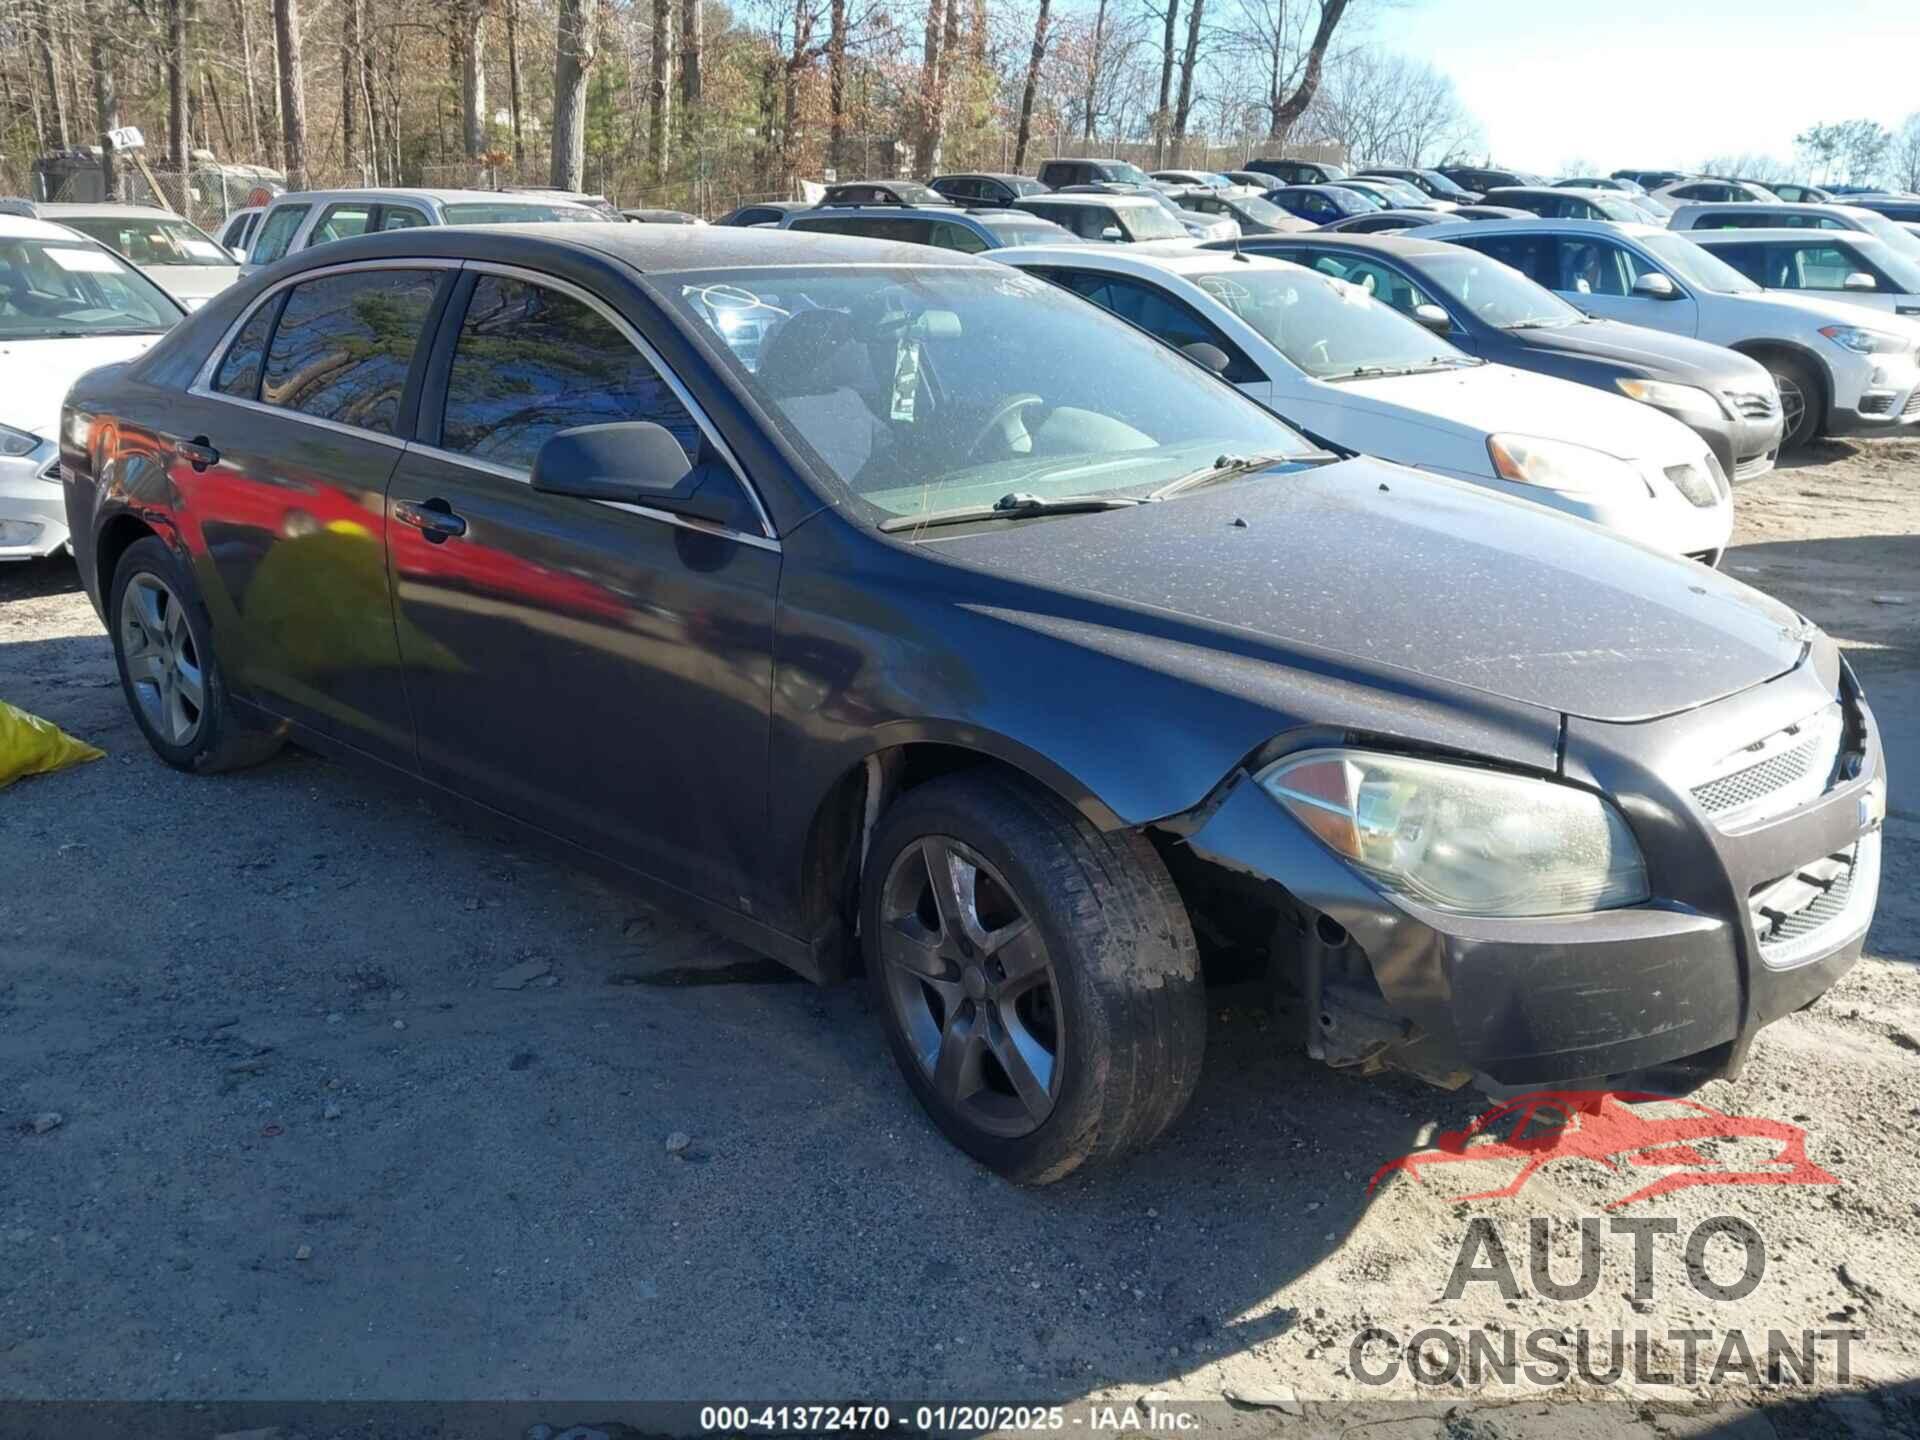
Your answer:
1765;355;1823;449
862;772;1206;1184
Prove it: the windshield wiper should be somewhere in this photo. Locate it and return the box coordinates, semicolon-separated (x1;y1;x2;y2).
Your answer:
878;490;1141;533
1145;451;1329;502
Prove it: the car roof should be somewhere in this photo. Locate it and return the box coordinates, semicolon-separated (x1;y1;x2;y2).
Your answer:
1426;217;1667;239
1674;200;1876;220
1017;193;1157;209
265;187;593;207
997;241;1296;280
1689;226;1887;248
1252;230;1462;259
0;213;114;241
35;202;183;220
936;172;1026;183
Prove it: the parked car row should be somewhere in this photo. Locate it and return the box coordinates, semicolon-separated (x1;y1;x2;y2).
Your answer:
50;221;1887;1183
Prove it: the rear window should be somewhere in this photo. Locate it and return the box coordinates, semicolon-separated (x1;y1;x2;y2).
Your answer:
260;269;441;434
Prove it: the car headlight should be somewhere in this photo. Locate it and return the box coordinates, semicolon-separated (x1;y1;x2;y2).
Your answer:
0;424;42;458
1486;433;1649;495
1819;324;1913;356
1615;377;1726;419
1258;748;1650;916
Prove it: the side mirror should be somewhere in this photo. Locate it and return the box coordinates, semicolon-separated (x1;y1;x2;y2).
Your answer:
1100;225;1124;241
1631;271;1678;300
1181;341;1231;374
1843;271;1878;291
531;422;748;530
1412;302;1452;334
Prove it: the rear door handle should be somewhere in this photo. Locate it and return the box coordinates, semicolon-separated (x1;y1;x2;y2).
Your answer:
174;437;219;471
393;497;468;543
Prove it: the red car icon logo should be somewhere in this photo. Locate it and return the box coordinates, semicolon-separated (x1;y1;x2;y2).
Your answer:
1367;1091;1838;1209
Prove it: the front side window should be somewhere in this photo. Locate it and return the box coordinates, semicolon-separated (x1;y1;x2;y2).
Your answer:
250;204;310;264
0;238;180;338
260;269;440;434
1187;266;1471;380
670;265;1315;525
1060;273;1258;383
1419;252;1583;329
311;203;373;247
439;273;701;471
59;214;233;268
1116;205;1187;242
1554;238;1633;296
978;217;1074;248
1633;232;1761;293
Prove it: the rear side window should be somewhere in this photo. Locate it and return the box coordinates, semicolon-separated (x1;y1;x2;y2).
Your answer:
438;274;703;471
260;269;441;434
311;203;373;246
379;206;430;231
929;221;988;253
250;203;309;264
213;296;278;399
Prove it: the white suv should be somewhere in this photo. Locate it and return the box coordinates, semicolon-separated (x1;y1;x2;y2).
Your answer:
241;188;599;276
1426;218;1920;447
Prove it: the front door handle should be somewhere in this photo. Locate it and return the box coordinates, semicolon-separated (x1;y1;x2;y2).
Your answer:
174;436;219;471
394;497;468;543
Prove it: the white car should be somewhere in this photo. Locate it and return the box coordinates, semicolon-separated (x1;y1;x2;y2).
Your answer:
0;216;184;562
996;243;1735;563
36;202;240;310
1425;218;1920;447
242;187;601;276
1687;229;1920;320
214;205;266;258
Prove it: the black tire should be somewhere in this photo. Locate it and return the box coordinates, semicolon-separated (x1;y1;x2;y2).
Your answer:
862;771;1205;1184
108;536;285;774
1764;353;1824;450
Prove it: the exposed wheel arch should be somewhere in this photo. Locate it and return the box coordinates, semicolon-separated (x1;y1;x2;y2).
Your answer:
94;513;161;612
1730;341;1830;444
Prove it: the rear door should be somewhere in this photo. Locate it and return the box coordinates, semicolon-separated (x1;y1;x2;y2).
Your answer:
386;264;780;905
173;261;452;761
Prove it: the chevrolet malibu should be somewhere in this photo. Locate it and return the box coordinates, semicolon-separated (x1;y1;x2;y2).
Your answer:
62;226;1886;1183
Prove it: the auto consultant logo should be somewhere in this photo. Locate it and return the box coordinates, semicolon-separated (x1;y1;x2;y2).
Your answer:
1366;1090;1838;1208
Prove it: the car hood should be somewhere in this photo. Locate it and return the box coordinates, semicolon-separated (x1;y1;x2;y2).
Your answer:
1343;362;1707;462
930;458;1811;724
1733;286;1920;336
144;265;240;307
0;334;163;438
1511;318;1770;386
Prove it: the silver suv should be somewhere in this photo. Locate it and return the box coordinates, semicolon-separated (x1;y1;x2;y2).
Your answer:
1668;202;1920;263
1426;218;1920;447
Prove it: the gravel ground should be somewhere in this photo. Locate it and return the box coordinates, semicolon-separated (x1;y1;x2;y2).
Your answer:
2;440;1917;1437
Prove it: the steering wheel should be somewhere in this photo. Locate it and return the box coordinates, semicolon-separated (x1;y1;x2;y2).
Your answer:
967;393;1048;460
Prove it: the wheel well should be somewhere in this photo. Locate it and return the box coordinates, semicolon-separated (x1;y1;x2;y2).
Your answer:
95;514;158;606
798;743;1070;979
1733;342;1829;417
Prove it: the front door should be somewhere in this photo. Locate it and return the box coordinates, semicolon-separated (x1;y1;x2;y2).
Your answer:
386;267;780;912
1551;237;1701;336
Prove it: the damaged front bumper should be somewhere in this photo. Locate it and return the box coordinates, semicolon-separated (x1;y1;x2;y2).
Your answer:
1178;650;1883;1094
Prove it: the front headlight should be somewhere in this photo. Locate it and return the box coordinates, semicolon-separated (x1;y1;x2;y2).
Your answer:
1258;749;1650;916
1486;433;1650;496
1615;377;1726;419
0;424;41;458
1819;324;1913;356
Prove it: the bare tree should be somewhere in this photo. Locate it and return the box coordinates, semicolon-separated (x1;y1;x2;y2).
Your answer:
1081;0;1107;142
680;0;703;110
451;0;487;160
35;0;69;148
86;0;119;198
271;0;308;187
1170;0;1203;161
911;0;946;175
550;0;595;189
827;0;846;173
1012;0;1052;171
1894;113;1920;193
160;0;191;175
505;0;524;164
648;0;672;181
1150;0;1178;165
341;0;361;174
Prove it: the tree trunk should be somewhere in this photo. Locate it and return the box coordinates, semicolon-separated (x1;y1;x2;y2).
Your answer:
648;0;671;182
87;0;119;200
265;0;285;168
35;1;68;148
1171;0;1204;162
453;0;486;160
167;0;190;176
272;0;308;188
826;0;845;175
1153;0;1178;165
911;0;945;175
680;0;702;111
549;0;594;190
340;0;360;176
232;0;262;160
778;0;812;186
1082;0;1106;143
505;0;523;165
1012;0;1050;172
1269;0;1350;139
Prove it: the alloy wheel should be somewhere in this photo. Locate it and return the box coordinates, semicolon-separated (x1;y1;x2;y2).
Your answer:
877;836;1062;1137
1774;373;1807;441
120;572;205;747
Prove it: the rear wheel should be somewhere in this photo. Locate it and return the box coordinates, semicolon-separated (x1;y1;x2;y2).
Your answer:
1763;354;1823;449
109;536;284;773
862;772;1205;1184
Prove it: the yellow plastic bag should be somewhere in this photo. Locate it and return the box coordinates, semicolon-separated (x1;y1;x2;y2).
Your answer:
0;700;105;789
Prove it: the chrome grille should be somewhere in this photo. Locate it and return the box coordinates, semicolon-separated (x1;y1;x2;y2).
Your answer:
1690;704;1843;828
1749;832;1880;969
1724;388;1778;420
1663;462;1721;508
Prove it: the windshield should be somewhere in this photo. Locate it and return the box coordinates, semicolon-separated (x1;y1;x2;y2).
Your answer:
439;202;599;224
0;238;181;337
1850;210;1920;262
1587;195;1645;221
1637;231;1762;293
669;266;1316;525
1121;203;1192;240
1418;170;1472;199
1106;161;1154;186
1419;252;1585;328
1321;187;1378;215
57;214;232;267
978;217;1077;248
1189;266;1469;379
1227;195;1293;226
1319;163;1349;179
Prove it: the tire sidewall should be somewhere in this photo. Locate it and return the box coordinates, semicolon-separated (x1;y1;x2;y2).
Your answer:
109;537;232;772
861;781;1128;1180
1768;356;1821;448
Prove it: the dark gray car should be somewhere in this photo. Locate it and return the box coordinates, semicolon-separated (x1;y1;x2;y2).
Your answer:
1214;231;1787;479
61;225;1886;1183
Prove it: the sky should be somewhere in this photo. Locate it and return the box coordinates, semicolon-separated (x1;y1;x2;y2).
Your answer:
1381;0;1915;175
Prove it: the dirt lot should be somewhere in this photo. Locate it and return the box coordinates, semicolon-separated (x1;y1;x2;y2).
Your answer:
2;440;1918;1437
